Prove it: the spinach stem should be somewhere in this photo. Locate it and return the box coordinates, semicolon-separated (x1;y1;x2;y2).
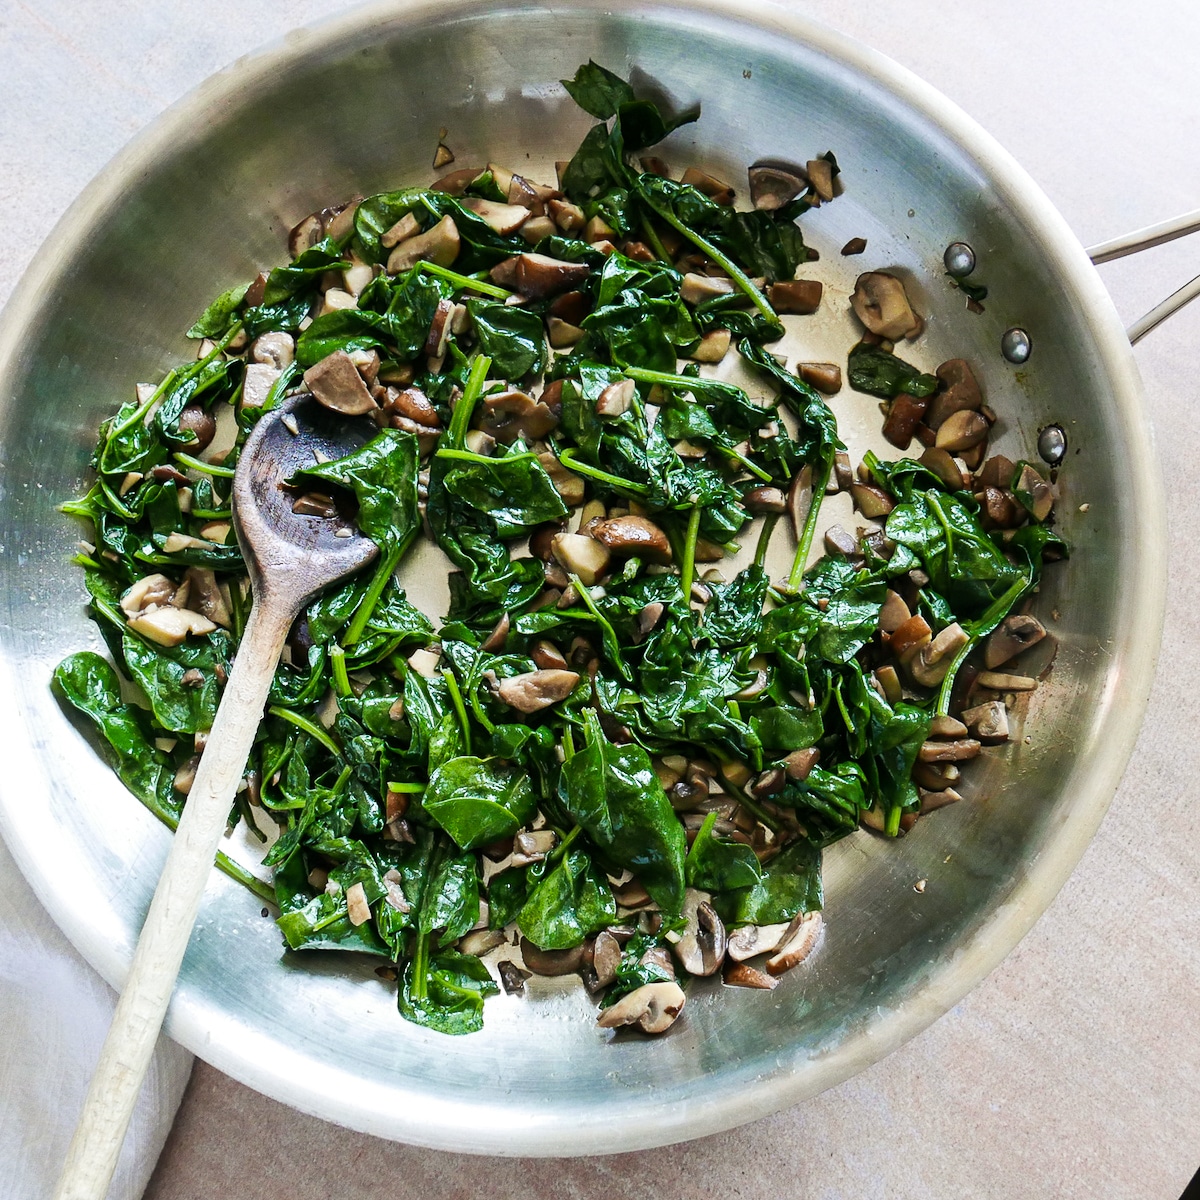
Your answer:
885;804;903;838
343;528;417;647
441;668;472;754
638;215;670;262
679;504;702;604
786;459;833;589
435;448;536;466
416;261;510;298
329;645;352;697
267;705;341;757
173;452;235;478
556;450;650;497
447;354;492;450
721;777;780;834
934;574;1028;715
385;781;426;793
754;513;779;568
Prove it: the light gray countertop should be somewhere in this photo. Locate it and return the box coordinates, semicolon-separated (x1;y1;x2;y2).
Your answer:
3;1;1199;1196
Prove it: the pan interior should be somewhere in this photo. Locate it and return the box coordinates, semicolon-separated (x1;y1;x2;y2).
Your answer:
0;0;1161;1155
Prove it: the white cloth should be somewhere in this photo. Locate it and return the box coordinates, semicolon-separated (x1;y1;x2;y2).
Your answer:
0;837;192;1199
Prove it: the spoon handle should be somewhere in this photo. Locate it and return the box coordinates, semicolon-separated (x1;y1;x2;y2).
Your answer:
53;594;295;1200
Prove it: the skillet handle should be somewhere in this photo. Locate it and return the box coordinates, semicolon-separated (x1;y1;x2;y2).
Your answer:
1086;207;1200;343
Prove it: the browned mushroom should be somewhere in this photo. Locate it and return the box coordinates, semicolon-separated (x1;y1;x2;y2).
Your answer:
536;451;585;507
824;525;859;558
743;485;787;515
841;237;868;256
850;272;923;339
592;929;623;987
493;669;580;714
182;567;231;628
797;362;842;394
127;606;218;648
165;404;217;453
386;215;460;273
724;963;779;989
288;212;324;258
918;738;981;763
120;574;177;618
680;273;736;305
690;328;732;363
748;164;806;210
381;386;442;429
672;891;727;977
935;409;989;452
976;671;1038;692
767;279;822;314
481;613;510;653
512;253;590;298
590;516;672;564
984;613;1047;669
918;446;965;490
975;454;1017;489
766;910;822;975
548;318;585;348
726;921;790;962
975;487;1024;530
926;359;983;430
849;483;894;519
475;390;559;443
520;938;586;977
882;393;929;450
303;350;377;416
595;378;635;418
890;613;932;662
1015;462;1055;521
596;981;686;1034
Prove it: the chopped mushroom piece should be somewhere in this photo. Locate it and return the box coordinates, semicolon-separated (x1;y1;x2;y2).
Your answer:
475;389;559;443
850;272;923;340
766;911;822;975
918;738;982;763
976;671;1038;692
303;350;377;416
919;447;965;490
928;714;968;738
743;486;787;515
595;378;635;417
461;198;531;235
250;332;295;369
673;891;727;977
935;409;989;453
498;960;530;995
459;929;506;956
521;938;586;976
381;211;421;248
849;483;894;519
690;328;732;363
596;981;686;1034
726;921;790;962
537;451;585;506
805;158;835;202
797;362;842;394
494;669;581;714
960;700;1010;743
681;166;734;204
927;358;983;430
183;567;231;628
881;393;929;450
120;573;177;617
724;963;779;989
386;215;460;273
1015;462;1055;521
680;273;735;305
767;279;822;314
127;606;218;648
551;532;611;585
592;929;623;987
591;516;672;563
909;622;970;687
513;253;590;298
841;237;867;255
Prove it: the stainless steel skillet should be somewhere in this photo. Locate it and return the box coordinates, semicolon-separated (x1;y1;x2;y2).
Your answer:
0;0;1173;1156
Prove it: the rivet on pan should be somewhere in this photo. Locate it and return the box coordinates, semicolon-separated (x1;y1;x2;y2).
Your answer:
1001;327;1032;364
943;241;976;277
1037;424;1067;467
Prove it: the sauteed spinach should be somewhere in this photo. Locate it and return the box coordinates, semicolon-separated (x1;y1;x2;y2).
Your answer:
54;61;1064;1036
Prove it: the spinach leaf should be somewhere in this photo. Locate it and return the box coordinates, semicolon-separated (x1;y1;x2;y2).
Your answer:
467;300;546;379
685;812;763;892
399;948;498;1035
517;847;616;950
561;61;636;120
713;838;822;926
847;341;938;399
440;448;568;536
557;710;686;917
422;755;536;851
120;629;231;735
186;282;249;339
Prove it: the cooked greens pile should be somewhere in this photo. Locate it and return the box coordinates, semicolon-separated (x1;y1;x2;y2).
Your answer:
54;62;1064;1036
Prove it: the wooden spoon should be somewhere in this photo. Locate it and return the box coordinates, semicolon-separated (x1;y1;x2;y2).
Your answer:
54;394;380;1200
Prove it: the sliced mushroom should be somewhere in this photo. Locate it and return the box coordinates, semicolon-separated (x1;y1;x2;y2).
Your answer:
497;960;530;994
767;279;822;315
724;963;779;989
726;921;790;963
878;590;911;634
765;910;822;975
459;929;506;956
381;211;422;248
386;215;460;274
912;760;960;791
787;465;813;542
345;882;371;927
874;664;903;706
850;483;894;519
288;212;324;258
680;273;736;305
673;891;727;977
928;714;968;738
292;491;339;519
382;386;442;429
935;409;989;452
890;613;933;662
432;167;481;195
635;601;665;643
960;700;1010;744
841;236;868;256
976;671;1038;692
690;328;732;363
127;606;217;648
976;454;1017;490
748;163;806;211
475;389;558;443
984;614;1046;669
241;363;281;412
850;271;923;340
596;981;686;1035
797;362;842;394
551;532;611;585
548;317;585;348
424;297;456;358
909;622;970;687
592;929;623;987
481;612;510;653
512;253;590;299
512;829;557;867
974;487;1023;530
530;639;568;671
918;738;982;763
591;516;672;564
494;669;580;713
460;198;531;235
520;938;586;977
250;332;295;370
303;350;377;416
1015;462;1055;521
920;786;963;814
121;573;177;617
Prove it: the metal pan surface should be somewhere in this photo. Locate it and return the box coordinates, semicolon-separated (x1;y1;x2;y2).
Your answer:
0;0;1165;1155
